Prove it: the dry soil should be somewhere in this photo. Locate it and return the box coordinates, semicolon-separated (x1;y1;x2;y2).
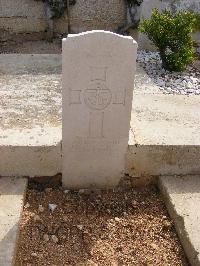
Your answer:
15;183;189;266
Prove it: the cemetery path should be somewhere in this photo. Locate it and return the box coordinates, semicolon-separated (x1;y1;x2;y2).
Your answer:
0;54;200;146
0;33;62;54
0;54;61;130
131;67;200;146
0;54;62;146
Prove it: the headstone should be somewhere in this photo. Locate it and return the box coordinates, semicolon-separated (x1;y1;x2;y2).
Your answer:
62;30;137;188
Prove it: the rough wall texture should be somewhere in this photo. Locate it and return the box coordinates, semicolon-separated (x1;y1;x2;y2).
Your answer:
0;0;126;33
0;0;199;46
141;0;200;18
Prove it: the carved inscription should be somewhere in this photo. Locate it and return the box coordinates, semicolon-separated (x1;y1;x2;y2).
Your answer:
70;137;120;152
69;88;82;105
89;112;104;138
69;66;126;138
112;90;126;105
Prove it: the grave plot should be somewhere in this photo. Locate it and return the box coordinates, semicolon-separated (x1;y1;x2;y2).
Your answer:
15;183;189;266
0;30;199;266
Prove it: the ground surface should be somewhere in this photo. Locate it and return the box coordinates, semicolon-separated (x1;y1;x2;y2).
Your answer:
15;184;189;266
137;51;200;95
159;175;200;266
0;54;200;146
0;177;27;266
132;68;200;145
1;54;200;178
0;33;62;54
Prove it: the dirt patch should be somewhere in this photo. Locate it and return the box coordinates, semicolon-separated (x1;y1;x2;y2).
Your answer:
15;184;189;266
0;32;62;54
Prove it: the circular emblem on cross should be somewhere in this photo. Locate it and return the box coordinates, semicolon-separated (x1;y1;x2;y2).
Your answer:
84;81;112;110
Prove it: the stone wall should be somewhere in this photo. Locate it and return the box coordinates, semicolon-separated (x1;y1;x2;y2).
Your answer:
0;0;126;34
142;0;200;19
0;0;199;48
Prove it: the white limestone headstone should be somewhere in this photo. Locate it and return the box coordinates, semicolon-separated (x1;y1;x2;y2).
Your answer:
62;30;137;188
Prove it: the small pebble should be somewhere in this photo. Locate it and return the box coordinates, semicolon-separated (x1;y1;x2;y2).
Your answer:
38;205;44;213
45;188;52;193
64;189;70;194
107;209;111;214
24;202;30;208
163;220;172;229
132;200;138;207
78;189;91;195
115;217;120;222
33;215;41;222
31;252;38;257
48;203;57;212
77;224;83;230
43;234;49;242
123;212;128;217
151;243;159;250
51;235;59;243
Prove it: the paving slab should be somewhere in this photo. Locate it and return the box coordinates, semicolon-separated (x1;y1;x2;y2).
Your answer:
0;54;61;144
127;67;200;181
0;54;200;179
0;54;62;177
159;175;200;266
131;67;200;145
0;177;27;266
1;54;200;146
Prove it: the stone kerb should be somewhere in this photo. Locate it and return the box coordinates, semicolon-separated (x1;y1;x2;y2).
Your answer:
62;30;137;188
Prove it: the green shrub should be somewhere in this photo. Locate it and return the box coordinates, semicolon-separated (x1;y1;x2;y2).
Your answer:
139;8;197;71
194;13;200;31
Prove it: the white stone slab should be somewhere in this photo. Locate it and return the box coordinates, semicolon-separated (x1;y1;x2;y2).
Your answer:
62;30;137;188
0;177;27;266
159;176;200;266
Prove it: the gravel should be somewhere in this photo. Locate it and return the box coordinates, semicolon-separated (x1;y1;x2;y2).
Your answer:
137;50;200;95
15;184;189;266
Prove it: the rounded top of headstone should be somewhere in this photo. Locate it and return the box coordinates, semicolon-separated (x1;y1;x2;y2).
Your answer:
63;30;138;46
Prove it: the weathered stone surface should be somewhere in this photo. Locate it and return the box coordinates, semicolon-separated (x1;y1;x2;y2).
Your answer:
159;175;200;266
0;0;126;33
0;54;61;177
0;55;200;181
130;67;200;146
0;177;27;266
142;0;200;18
62;31;137;188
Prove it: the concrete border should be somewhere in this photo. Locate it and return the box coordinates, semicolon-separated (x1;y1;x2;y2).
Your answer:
0;144;61;177
126;144;200;186
1;143;200;185
159;175;200;266
0;177;27;266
